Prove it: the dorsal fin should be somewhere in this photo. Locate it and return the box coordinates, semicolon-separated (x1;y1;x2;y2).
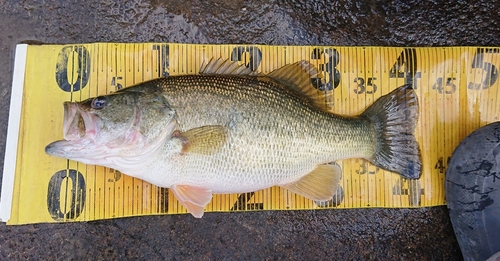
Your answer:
267;61;334;111
199;58;257;76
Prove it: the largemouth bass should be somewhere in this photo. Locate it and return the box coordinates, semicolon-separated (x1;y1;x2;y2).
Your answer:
45;59;421;218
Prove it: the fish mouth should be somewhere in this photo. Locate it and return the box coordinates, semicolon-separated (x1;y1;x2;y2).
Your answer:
45;102;101;160
63;102;99;141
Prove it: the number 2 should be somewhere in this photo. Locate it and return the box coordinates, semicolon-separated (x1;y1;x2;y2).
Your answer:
231;46;262;71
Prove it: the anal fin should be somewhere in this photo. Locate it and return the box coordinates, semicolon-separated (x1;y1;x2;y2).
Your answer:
282;164;342;201
171;185;213;218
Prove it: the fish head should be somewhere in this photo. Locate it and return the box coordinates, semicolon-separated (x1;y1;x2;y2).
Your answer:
45;85;176;169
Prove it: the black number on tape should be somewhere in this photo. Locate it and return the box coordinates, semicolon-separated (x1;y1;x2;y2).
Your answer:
55;46;90;92
231;192;263;211
316;184;344;208
354;77;377;94
468;48;499;90
111;76;123;91
310;48;340;91
107;169;122;182
392;178;423;207
389;49;420;89
432;77;456;94
434;156;451;174
355;160;379;175
435;157;446;173
231;46;262;71
153;44;169;77
158;188;169;213
47;169;86;220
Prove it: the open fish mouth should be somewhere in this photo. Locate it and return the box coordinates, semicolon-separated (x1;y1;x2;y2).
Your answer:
45;102;101;160
62;102;99;141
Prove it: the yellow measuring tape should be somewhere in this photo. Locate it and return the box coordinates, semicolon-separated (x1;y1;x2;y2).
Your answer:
2;43;499;225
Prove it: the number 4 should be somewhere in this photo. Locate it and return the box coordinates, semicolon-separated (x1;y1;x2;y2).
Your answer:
389;49;421;89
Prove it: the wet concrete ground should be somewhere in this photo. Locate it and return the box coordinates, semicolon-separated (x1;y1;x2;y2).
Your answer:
2;0;499;259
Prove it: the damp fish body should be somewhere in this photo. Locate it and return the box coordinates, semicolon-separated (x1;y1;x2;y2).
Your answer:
46;59;421;218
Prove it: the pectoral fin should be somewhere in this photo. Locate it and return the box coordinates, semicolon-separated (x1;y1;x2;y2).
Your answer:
282;164;342;201
173;125;227;155
171;185;213;218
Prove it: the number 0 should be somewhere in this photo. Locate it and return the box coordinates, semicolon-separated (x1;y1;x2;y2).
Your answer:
55;46;90;92
47;169;86;221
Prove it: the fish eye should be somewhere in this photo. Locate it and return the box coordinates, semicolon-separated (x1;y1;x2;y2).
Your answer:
91;96;107;109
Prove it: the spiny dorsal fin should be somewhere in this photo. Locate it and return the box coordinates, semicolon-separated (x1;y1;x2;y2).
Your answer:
173;125;227;155
199;58;257;76
267;61;334;111
281;164;342;201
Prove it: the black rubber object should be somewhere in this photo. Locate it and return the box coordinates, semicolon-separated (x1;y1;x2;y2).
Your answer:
446;122;500;261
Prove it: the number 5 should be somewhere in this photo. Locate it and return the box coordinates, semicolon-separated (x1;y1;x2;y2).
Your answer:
468;48;499;90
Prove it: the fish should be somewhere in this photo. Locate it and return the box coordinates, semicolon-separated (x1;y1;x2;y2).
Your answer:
45;58;421;218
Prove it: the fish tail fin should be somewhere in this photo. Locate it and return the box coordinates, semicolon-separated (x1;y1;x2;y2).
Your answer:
361;84;421;179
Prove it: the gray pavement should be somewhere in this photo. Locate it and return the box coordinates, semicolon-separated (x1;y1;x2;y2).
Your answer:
2;0;499;259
